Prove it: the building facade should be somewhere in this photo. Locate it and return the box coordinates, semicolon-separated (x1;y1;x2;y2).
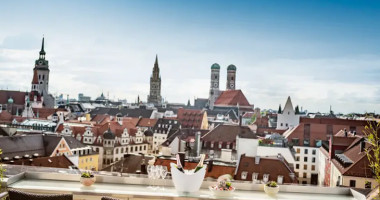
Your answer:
276;96;300;130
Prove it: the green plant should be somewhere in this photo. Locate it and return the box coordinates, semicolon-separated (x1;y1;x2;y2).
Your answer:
266;181;278;187
81;171;94;178
0;149;6;193
364;121;380;197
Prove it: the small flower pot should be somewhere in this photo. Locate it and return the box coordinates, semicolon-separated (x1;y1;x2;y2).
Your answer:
80;177;96;186
264;185;279;195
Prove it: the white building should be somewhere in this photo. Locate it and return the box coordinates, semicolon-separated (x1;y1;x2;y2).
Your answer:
277;96;300;130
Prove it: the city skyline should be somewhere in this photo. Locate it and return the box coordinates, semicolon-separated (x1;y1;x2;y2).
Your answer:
0;0;379;113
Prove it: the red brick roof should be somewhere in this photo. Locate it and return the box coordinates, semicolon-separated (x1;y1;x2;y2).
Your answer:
177;108;205;129
5;155;74;169
214;90;251;107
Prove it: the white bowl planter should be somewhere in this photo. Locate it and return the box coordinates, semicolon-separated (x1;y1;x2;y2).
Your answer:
170;162;206;193
209;186;235;197
264;185;279;195
80;177;96;186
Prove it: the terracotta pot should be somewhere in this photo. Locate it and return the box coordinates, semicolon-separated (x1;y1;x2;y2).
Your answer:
264;185;279;195
80;177;95;186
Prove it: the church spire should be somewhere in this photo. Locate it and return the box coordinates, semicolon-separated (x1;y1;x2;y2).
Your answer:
39;37;46;59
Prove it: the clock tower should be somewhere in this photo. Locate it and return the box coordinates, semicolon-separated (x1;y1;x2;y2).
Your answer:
208;63;221;109
147;55;162;106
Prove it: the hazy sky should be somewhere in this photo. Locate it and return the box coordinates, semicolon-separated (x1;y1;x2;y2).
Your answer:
0;0;379;113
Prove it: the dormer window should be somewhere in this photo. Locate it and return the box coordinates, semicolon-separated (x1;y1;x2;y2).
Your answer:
263;174;270;183
277;175;284;184
252;173;259;182
241;171;248;180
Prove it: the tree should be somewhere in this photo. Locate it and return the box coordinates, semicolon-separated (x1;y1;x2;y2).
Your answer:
0;149;5;193
295;105;300;114
278;104;282;114
364;121;380;198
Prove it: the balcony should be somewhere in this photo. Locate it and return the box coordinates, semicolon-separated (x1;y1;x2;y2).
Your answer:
1;165;362;200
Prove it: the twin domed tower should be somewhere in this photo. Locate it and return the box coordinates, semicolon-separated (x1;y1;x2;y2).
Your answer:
208;63;237;109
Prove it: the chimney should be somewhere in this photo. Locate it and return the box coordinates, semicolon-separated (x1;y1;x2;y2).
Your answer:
344;129;348;137
360;141;365;152
255;156;260;164
239;114;242;126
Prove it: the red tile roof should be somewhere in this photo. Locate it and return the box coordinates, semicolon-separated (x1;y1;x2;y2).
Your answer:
137;118;158;128
0;90;26;105
154;158;236;179
214;90;251;107
235;154;297;183
0;110;13;123
177;108;205;129
32;108;57;119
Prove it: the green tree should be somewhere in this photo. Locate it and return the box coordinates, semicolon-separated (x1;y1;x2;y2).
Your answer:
364;121;380;198
0;149;5;193
295;105;300;114
278;104;282;114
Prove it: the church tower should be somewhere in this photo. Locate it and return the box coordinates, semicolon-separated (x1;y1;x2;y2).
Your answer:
31;37;55;108
226;64;236;90
208;63;221;109
147;55;162;106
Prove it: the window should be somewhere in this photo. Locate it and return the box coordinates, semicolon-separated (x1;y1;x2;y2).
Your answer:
218;143;222;148
326;124;333;137
303;173;307;178
296;148;300;153
211;142;214;148
349;180;356;187
304;157;308;162
277;175;284;184
296;156;300;161
252;173;259;182
89;157;92;162
311;165;315;171
303;165;307;170
241;171;248;180
292;138;300;146
281;123;283;126
296;164;299;169
365;181;372;189
302;181;307;184
286;123;288;127
312;157;316;163
312;150;316;155
304;149;308;154
263;174;270;183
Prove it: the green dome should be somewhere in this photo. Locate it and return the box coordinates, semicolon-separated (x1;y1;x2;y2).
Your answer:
8;97;14;104
227;64;236;71
211;63;220;69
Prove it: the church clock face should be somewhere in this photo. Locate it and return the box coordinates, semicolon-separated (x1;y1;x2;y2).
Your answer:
230;84;234;88
214;83;218;87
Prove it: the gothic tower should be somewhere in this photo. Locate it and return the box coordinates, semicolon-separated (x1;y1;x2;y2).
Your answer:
226;64;236;90
31;37;55;108
208;63;221;109
147;55;162;106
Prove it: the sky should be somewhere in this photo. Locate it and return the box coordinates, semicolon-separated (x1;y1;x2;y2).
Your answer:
0;0;379;114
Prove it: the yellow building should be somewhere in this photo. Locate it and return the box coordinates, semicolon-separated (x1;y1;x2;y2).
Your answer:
78;153;99;171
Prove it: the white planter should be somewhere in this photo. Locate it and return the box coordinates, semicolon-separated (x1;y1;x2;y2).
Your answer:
209;186;235;197
170;163;206;193
264;185;279;195
80;177;95;186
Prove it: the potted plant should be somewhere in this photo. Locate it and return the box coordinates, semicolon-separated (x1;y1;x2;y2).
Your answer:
264;181;279;195
80;171;95;186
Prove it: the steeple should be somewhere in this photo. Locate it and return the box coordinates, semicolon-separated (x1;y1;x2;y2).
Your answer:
153;54;159;78
39;37;46;59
